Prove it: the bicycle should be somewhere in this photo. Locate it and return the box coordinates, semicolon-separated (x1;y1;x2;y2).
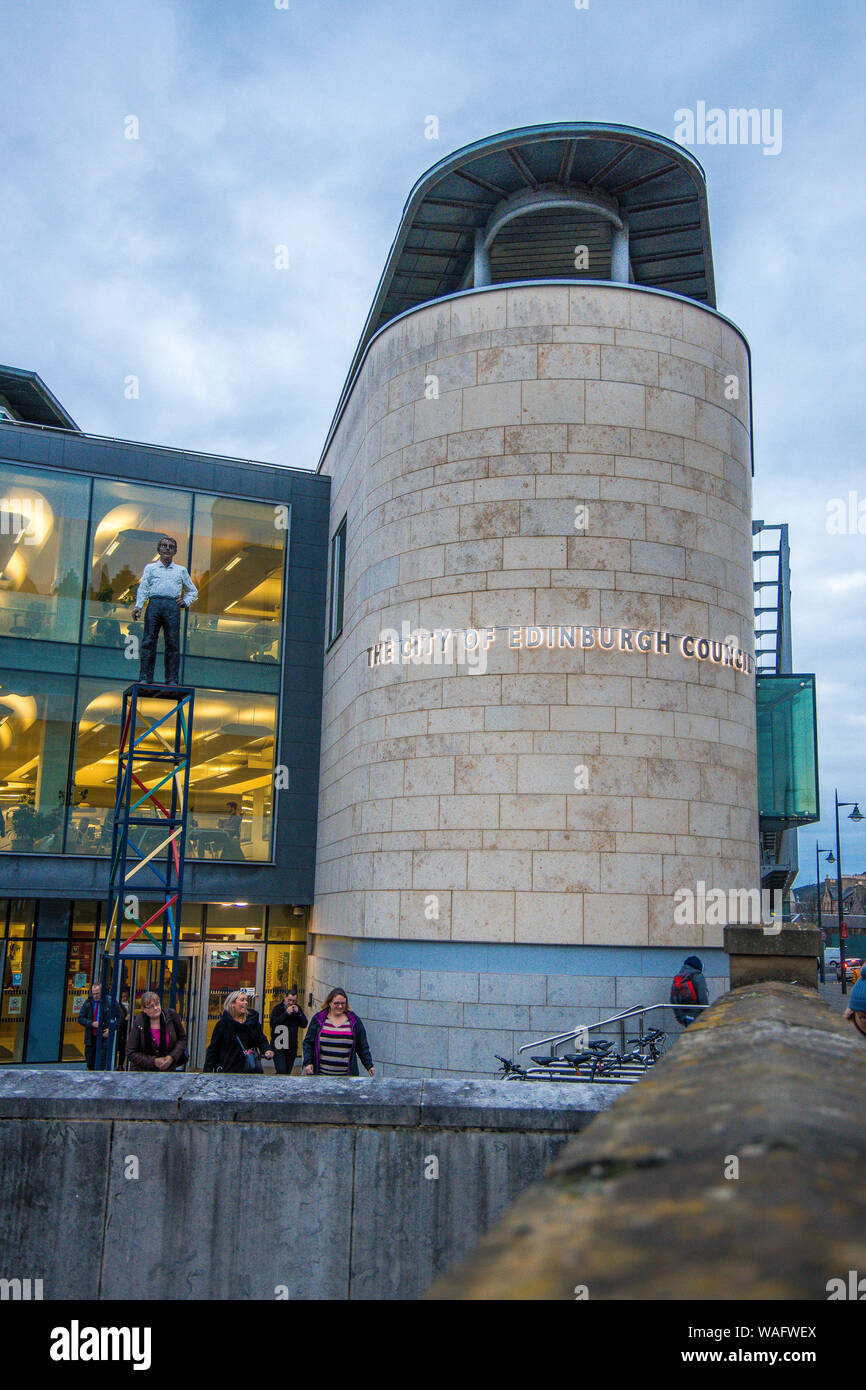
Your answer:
625;1027;667;1063
494;1054;528;1080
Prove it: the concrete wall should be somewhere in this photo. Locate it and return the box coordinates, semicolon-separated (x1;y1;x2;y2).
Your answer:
313;281;757;1072
0;1071;625;1300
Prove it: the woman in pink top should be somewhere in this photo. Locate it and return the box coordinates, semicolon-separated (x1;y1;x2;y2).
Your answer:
125;991;188;1071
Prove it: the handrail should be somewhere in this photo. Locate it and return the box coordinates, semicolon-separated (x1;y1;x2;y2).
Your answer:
517;1001;711;1056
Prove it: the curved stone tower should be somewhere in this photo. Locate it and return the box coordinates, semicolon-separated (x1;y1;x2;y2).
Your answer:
312;125;759;1077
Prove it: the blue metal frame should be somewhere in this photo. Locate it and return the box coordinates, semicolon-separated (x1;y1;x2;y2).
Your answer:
95;682;194;1069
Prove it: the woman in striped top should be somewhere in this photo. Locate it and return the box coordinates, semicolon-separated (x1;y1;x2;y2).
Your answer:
302;989;374;1078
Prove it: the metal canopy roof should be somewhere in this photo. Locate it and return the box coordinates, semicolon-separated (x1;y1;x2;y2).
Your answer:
321;124;716;466
0;365;79;430
369;123;713;338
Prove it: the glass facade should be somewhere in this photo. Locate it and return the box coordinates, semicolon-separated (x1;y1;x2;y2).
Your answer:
0;459;288;862
756;674;819;825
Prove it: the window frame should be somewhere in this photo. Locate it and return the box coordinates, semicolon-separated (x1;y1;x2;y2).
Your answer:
327;514;347;649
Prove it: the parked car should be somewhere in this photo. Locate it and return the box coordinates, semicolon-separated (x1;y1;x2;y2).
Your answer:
836;957;863;982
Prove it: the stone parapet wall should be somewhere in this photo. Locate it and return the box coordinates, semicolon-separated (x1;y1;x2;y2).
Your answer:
0;1071;622;1301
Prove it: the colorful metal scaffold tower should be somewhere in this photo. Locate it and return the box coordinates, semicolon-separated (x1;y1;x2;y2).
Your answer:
95;682;195;1069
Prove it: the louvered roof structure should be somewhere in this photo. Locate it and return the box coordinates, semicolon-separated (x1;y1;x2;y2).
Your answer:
322;123;715;461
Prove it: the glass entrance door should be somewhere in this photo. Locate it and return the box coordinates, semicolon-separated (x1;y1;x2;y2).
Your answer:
197;945;264;1069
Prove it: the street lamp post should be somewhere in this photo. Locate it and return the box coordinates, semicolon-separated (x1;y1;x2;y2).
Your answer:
816;842;834;984
834;791;864;997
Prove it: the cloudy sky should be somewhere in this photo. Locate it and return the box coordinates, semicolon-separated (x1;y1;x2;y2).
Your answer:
1;0;864;882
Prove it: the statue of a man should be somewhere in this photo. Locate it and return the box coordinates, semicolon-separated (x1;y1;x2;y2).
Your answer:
132;536;198;685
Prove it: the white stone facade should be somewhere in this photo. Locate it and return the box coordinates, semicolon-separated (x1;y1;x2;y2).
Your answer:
313;282;758;1073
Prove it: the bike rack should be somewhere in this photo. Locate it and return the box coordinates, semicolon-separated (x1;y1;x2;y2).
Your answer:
505;1001;712;1083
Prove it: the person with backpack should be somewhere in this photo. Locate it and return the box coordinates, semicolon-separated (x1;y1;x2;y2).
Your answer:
670;955;709;1026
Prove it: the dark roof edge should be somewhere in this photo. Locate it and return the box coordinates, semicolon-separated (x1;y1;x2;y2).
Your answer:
0;365;80;430
0;417;322;480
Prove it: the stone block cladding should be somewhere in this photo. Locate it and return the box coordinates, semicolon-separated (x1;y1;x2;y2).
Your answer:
314;283;758;1075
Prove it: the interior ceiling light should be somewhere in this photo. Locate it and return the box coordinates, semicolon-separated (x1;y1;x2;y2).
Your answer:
224;555;242;572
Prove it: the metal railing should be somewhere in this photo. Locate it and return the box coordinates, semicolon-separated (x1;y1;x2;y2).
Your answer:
510;1002;712;1083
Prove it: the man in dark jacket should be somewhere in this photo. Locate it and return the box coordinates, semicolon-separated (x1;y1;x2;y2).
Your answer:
270;989;308;1075
77;982;124;1069
203;990;274;1073
670;955;710;1026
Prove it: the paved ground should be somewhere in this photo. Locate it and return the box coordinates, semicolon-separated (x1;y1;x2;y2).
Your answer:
818;979;850;1013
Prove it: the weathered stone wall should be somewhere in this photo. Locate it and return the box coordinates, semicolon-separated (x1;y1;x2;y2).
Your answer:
0;1072;623;1301
430;983;866;1300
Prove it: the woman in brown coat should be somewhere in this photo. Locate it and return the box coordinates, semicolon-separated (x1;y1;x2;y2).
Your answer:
126;991;188;1071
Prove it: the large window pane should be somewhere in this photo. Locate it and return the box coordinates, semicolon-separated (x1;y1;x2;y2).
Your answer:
69;681;277;861
85;479;191;653
0;462;89;643
0;671;75;853
756;674;819;825
188;495;286;666
187;689;277;861
67;679;125;854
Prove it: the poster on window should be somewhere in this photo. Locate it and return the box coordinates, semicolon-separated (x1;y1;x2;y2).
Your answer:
8;996;22;1016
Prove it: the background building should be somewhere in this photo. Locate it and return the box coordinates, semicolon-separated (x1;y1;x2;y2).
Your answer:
0;365;329;1066
0;124;819;1076
310;123;814;1077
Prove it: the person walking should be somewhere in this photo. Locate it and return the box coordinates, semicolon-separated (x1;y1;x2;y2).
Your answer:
77;981;123;1070
670;955;709;1027
302;988;374;1077
203;989;274;1073
270;988;308;1075
125;991;188;1071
